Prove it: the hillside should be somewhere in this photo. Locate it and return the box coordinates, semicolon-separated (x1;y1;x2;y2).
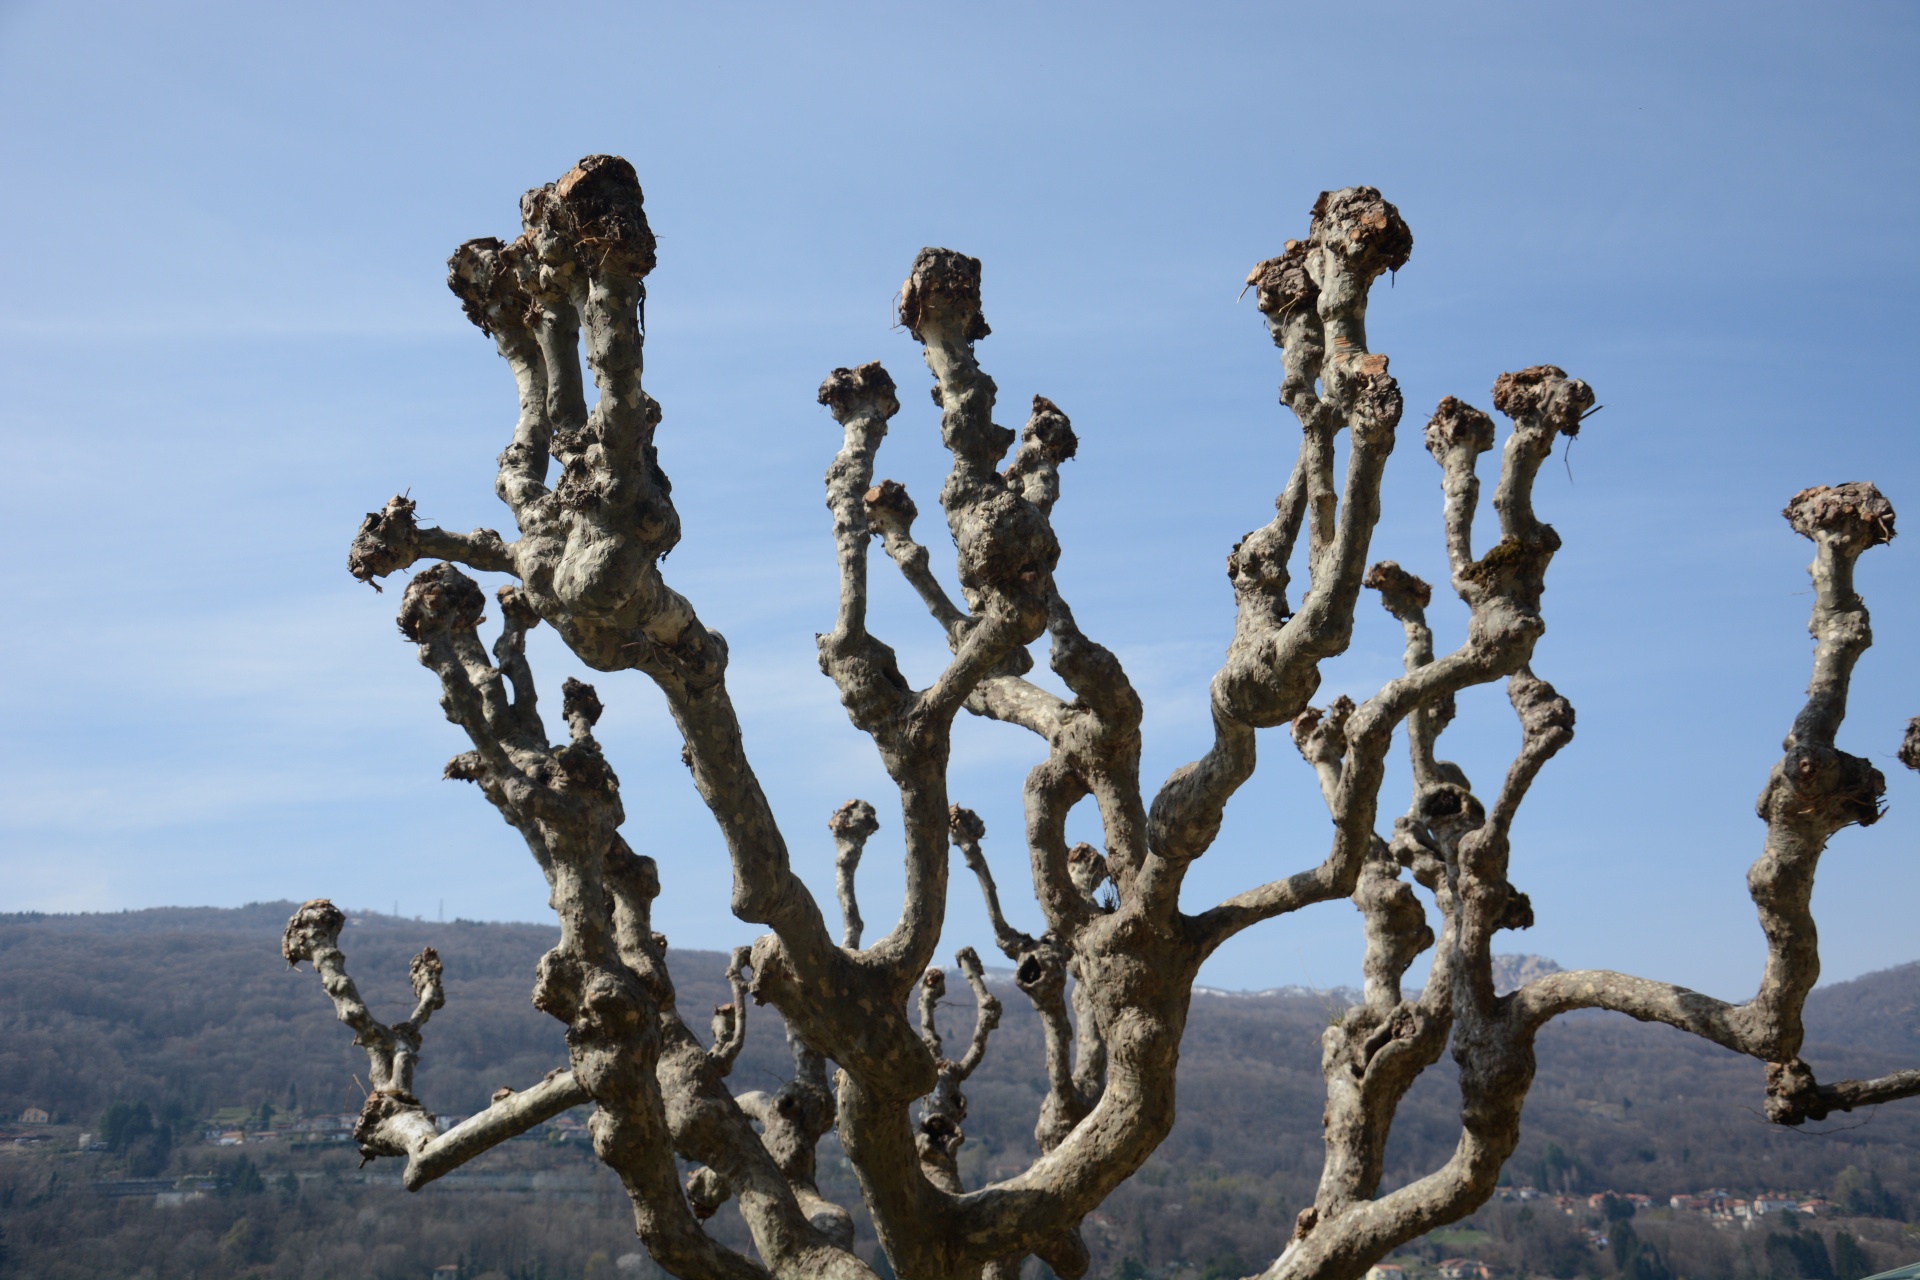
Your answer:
1;906;1916;1278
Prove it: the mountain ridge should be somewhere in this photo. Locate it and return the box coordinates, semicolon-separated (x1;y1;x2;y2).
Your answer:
4;904;1916;1275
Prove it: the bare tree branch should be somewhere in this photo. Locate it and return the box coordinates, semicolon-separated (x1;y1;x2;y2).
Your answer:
828;800;879;950
400;555;869;1279
407;1070;591;1191
1766;1059;1920;1124
865;479;969;641
913;949;1002;1191
707;947;753;1074
282;899;445;1162
303;158;1918;1280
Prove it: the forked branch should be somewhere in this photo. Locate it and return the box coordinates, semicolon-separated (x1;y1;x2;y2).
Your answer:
282;899;586;1186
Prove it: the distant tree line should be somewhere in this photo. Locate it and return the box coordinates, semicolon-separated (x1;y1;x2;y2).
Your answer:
3;908;1918;1277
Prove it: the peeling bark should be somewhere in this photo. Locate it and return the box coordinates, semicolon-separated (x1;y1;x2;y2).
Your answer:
291;159;1917;1280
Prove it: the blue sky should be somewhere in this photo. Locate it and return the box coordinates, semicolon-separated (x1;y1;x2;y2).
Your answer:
1;1;1915;996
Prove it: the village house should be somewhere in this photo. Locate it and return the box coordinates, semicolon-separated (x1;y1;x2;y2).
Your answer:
17;1107;49;1125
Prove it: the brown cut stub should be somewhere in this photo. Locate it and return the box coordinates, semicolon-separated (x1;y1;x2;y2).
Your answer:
446;237;530;336
817;360;900;417
349;495;421;585
1363;560;1433;610
443;751;484;783
1018;396;1079;465
409;948;445;1005
1310;186;1413;277
397;563;487;641
829;798;880;840
1245;239;1317;316
1491;365;1564;416
1424;396;1496;458
519;184;561;238
1491;365;1595;435
552;154;656;276
1899;716;1920;772
281;898;345;966
496;585;541;626
1497;890;1535;932
552;739;614;795
947;804;987;843
898;247;991;343
864;479;918;528
1761;743;1886;830
1764;1057;1822;1125
561;677;604;728
1783;481;1896;548
1418;781;1484;830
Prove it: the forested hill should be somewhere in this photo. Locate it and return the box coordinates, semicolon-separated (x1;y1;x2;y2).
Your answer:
3;905;1917;1276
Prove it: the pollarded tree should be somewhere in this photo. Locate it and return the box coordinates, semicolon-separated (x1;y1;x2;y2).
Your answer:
285;155;1920;1280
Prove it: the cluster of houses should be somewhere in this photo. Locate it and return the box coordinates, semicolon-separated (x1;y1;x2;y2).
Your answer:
1367;1262;1491;1280
8;1102;595;1153
7;1107;55;1147
1662;1189;1838;1225
1351;1187;1852;1280
202;1112;361;1146
1486;1184;1837;1227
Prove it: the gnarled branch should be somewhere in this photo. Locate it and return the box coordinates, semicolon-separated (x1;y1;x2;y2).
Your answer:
308;159;1918;1280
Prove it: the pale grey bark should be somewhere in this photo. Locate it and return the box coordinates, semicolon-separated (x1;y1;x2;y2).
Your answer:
295;159;1917;1280
829;801;880;950
913;949;1002;1191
